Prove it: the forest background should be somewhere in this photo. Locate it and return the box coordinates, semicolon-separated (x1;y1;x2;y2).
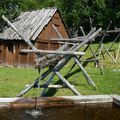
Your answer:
0;0;120;36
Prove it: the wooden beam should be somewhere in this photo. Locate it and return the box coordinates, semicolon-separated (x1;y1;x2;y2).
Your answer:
73;28;102;52
2;15;40;54
40;72;55;96
47;85;63;88
74;56;96;88
52;68;81;96
51;38;84;42
58;42;76;45
21;49;85;56
102;29;120;34
52;24;63;38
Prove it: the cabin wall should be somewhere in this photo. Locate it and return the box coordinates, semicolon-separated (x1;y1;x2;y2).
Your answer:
14;42;20;67
0;41;35;67
36;11;69;50
1;42;8;65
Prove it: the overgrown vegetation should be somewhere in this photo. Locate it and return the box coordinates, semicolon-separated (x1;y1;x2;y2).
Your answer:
0;42;120;97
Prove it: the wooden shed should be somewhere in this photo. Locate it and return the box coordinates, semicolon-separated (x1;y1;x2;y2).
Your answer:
0;8;69;67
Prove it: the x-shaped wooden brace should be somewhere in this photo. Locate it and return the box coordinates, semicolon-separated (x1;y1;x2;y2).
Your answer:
37;54;96;97
95;21;117;64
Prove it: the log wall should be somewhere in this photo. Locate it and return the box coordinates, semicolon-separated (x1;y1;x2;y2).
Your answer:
36;11;69;50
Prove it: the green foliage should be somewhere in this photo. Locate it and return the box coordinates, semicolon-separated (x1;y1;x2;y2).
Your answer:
0;0;120;36
0;0;21;32
0;42;120;97
58;0;120;36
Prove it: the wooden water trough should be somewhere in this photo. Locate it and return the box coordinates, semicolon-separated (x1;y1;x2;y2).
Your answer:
0;95;120;120
0;95;120;109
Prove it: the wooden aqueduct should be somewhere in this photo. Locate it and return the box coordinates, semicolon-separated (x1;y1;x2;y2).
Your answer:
1;8;120;97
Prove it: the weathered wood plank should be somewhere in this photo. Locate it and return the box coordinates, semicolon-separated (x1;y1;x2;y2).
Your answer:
21;49;85;56
52;68;81;96
51;38;84;42
74;56;96;88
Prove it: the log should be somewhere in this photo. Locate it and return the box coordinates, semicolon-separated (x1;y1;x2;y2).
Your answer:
2;15;39;52
17;68;52;97
47;85;63;88
102;29;120;34
51;38;84;42
36;44;77;69
74;56;96;88
53;69;81;96
21;49;85;56
51;27;96;42
58;42;75;45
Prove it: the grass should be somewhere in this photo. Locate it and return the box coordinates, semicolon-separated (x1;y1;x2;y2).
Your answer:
0;42;120;97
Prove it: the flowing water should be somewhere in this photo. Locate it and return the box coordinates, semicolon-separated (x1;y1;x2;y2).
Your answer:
0;103;120;120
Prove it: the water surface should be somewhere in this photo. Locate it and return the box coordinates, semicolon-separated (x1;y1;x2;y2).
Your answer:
0;103;120;120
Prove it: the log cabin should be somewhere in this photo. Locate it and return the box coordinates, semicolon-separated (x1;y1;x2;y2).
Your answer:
0;8;69;67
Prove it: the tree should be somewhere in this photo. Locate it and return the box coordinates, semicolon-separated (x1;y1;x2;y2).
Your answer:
0;0;21;32
0;0;120;36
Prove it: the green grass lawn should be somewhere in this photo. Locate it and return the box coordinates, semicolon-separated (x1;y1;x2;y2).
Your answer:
0;42;120;97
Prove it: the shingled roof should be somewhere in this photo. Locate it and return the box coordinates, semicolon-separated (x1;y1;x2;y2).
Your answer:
0;8;57;41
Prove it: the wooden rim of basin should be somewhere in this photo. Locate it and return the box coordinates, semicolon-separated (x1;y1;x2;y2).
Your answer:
0;95;120;109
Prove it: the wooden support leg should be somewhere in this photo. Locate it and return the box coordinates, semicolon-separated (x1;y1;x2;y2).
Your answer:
96;21;112;57
40;57;72;96
102;43;117;64
17;69;51;97
41;58;81;96
73;56;96;88
106;33;120;53
40;72;55;96
89;45;104;74
98;44;103;59
116;42;120;61
51;68;81;96
68;27;99;74
68;44;90;74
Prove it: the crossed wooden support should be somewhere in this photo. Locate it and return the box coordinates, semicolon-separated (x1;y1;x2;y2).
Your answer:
95;22;120;64
17;54;96;97
2;15;101;97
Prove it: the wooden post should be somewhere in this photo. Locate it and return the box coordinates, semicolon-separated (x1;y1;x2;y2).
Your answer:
96;21;112;55
40;72;55;96
21;49;85;56
80;26;103;74
68;27;102;74
107;33;120;51
52;24;63;38
68;43;90;74
17;68;52;97
53;68;81;96
116;42;120;60
74;56;96;88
